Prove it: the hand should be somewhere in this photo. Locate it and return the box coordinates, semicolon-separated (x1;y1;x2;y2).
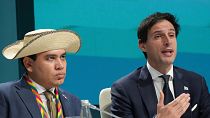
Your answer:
156;91;190;118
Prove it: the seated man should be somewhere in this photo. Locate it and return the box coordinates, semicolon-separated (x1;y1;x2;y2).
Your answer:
0;29;81;118
111;12;210;118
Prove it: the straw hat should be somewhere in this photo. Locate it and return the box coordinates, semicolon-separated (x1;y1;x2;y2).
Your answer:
2;29;81;59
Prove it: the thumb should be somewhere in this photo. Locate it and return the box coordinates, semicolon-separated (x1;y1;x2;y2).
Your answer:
159;90;164;106
157;90;164;112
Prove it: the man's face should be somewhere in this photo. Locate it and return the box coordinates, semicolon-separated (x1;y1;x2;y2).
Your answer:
25;49;67;89
139;20;177;71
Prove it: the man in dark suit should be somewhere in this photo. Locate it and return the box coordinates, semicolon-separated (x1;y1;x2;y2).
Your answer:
0;29;81;118
111;12;210;118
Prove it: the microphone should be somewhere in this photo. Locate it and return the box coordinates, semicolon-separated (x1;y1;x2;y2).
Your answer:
81;100;121;118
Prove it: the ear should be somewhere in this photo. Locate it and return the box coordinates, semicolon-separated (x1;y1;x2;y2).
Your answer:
23;57;34;72
138;39;147;52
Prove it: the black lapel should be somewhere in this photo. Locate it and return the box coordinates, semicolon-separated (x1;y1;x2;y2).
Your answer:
138;66;158;117
173;67;192;118
15;79;41;118
174;68;186;97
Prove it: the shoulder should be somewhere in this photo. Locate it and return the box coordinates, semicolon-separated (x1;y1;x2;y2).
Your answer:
111;67;144;94
113;67;143;86
174;66;202;76
174;66;204;80
0;80;19;92
174;66;207;87
0;80;21;103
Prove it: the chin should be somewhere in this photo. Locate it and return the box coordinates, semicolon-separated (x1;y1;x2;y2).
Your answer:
54;80;64;86
161;60;173;66
58;80;64;85
163;57;175;63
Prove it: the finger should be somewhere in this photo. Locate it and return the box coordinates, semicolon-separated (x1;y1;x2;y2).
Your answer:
177;102;190;117
174;93;190;107
158;90;164;106
178;94;190;107
177;98;190;111
182;102;190;113
169;93;189;107
177;96;190;114
157;90;164;113
169;93;190;117
179;93;190;103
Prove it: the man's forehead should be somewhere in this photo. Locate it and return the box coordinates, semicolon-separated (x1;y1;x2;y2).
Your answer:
36;49;66;56
150;20;174;30
151;28;175;34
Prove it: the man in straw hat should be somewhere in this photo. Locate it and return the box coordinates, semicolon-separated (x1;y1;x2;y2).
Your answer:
0;29;81;118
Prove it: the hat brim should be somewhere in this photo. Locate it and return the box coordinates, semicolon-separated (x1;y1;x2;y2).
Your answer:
2;30;80;59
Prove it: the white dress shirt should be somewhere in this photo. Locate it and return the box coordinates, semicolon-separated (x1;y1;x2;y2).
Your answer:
29;78;55;118
146;62;175;101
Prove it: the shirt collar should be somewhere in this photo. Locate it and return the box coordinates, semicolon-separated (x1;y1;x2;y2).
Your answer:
29;77;55;95
147;61;174;80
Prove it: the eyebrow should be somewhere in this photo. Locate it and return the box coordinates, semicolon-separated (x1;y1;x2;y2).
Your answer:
45;52;66;57
152;29;175;34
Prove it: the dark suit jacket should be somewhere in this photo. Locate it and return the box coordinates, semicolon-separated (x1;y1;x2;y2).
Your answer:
111;66;210;118
0;78;81;118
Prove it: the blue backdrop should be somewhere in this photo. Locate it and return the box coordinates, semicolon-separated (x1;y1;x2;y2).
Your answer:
34;0;210;104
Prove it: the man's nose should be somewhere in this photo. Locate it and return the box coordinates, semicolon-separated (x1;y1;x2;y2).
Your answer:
55;59;64;70
163;35;171;47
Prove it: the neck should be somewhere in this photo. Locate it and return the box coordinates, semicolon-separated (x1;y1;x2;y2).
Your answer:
148;61;172;74
27;74;53;90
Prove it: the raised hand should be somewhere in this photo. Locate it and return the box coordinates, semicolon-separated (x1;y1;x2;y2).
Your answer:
156;91;190;118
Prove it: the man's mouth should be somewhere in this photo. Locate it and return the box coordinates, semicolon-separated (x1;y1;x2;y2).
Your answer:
161;49;174;57
55;73;65;79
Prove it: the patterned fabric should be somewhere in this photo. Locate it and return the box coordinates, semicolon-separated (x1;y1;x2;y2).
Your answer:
44;91;57;118
24;75;64;118
55;87;64;118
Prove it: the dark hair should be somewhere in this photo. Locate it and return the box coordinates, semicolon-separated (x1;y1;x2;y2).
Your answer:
137;12;180;58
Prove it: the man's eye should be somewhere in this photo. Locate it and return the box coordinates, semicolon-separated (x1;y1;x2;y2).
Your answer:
169;34;175;38
47;56;55;60
154;35;162;39
61;55;66;59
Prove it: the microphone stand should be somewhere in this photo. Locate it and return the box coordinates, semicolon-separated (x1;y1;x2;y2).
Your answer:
81;100;121;118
